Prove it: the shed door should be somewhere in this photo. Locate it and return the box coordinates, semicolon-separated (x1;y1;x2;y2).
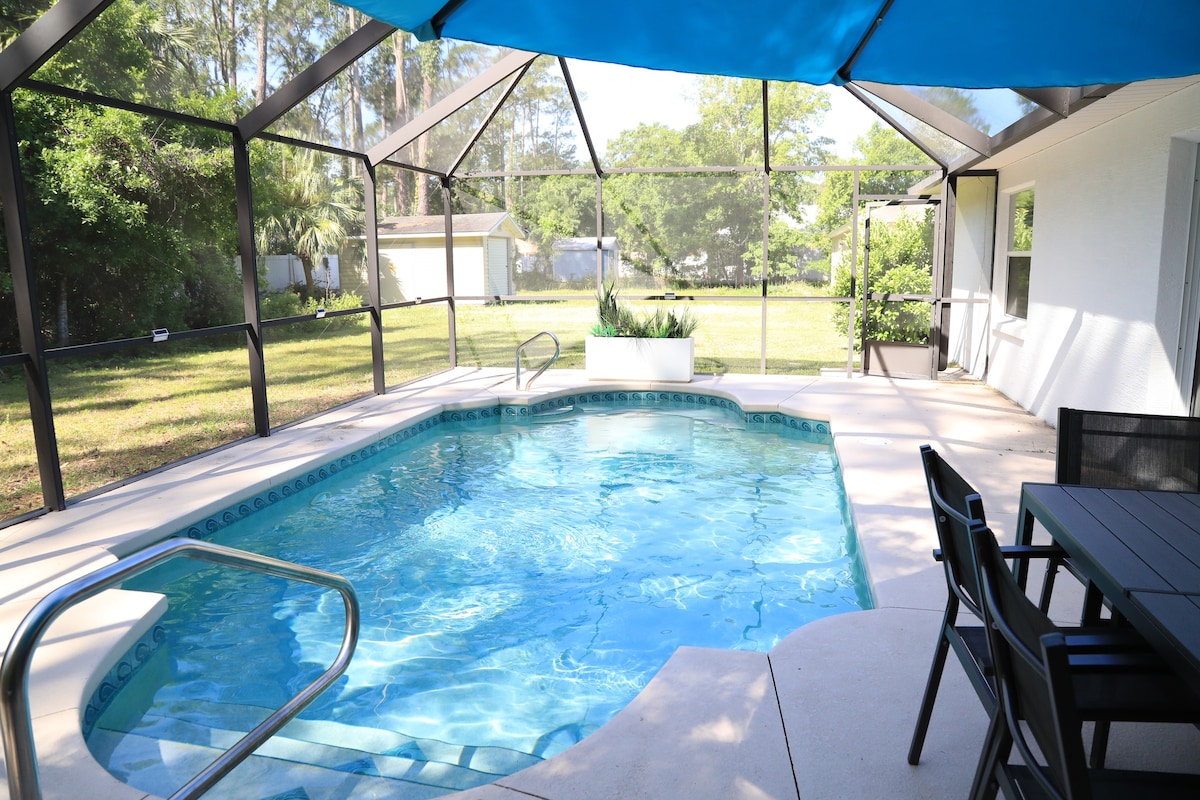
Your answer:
487;238;511;295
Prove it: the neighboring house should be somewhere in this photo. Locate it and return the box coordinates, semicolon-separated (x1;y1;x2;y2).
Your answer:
356;212;523;303
550;237;619;282
941;76;1200;421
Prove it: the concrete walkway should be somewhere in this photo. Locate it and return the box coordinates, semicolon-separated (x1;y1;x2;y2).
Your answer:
2;369;1197;799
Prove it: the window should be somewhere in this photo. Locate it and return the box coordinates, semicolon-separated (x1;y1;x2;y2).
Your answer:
1005;188;1034;318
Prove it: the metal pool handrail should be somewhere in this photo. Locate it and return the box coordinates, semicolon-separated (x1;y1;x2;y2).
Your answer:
515;330;560;390
1;537;360;800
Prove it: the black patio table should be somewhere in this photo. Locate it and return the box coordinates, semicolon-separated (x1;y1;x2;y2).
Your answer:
1013;483;1200;695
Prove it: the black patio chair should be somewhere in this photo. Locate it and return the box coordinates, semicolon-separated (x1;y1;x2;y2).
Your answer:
1039;408;1200;622
970;524;1200;800
908;444;1070;765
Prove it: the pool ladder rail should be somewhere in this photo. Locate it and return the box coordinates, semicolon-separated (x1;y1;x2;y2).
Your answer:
0;537;360;800
515;331;560;390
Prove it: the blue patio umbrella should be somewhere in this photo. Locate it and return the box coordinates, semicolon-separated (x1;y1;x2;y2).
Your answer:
335;0;1200;88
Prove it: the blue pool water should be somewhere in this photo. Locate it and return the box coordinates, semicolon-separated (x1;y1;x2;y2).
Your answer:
89;401;870;797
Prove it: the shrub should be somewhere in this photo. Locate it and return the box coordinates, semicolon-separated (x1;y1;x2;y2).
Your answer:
829;210;934;348
259;289;366;330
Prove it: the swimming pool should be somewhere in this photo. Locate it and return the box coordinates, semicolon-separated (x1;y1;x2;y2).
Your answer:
87;396;871;798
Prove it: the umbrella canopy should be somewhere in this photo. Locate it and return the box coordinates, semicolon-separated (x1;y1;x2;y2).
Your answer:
337;0;1200;88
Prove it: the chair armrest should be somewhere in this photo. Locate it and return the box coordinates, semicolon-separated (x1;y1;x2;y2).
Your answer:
933;544;1064;562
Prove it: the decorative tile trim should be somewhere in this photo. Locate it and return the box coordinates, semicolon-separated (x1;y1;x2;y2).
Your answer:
82;624;167;736
181;393;831;541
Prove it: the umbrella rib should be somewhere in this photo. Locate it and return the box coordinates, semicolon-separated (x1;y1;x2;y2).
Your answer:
837;0;897;83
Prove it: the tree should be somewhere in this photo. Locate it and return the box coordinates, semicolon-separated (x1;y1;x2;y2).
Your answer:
0;1;242;348
811;122;929;237
602;77;833;287
255;146;363;296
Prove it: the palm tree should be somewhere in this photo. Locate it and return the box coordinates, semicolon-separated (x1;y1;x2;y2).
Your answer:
256;147;362;296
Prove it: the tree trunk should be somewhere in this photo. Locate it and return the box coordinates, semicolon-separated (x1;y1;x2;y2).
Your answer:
255;1;268;104
301;254;315;296
415;42;437;215
228;0;237;90
415;77;432;215
393;32;409;214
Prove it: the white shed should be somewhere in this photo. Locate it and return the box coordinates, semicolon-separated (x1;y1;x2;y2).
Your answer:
374;212;523;303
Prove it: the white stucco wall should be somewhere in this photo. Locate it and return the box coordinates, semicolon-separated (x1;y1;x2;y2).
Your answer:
946;175;996;377
980;81;1200;423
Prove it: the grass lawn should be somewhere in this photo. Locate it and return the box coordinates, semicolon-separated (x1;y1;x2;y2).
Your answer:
0;292;851;521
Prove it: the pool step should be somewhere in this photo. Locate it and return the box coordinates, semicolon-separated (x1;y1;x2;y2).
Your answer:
90;710;542;799
529;404;575;422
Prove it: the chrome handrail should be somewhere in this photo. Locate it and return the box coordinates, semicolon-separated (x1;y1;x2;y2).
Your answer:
515;331;560;390
0;537;359;800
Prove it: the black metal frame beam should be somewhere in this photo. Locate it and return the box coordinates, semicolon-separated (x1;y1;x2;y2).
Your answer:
363;161;386;393
367;49;539;168
22;78;238;133
854;81;992;157
560;57;603;177
440;178;457;367
0;0;111;91
0;90;63;509
448;63;531;176
238;19;396;140
233;131;270;436
836;0;897;82
843;83;949;170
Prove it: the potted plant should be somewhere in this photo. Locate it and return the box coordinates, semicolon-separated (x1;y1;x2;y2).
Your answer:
585;284;699;382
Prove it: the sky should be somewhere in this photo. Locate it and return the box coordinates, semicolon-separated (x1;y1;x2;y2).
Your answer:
563;58;881;161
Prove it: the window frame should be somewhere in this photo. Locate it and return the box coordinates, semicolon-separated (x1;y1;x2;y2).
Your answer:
1004;186;1034;320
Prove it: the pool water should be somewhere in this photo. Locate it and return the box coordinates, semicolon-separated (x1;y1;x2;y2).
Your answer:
90;404;870;797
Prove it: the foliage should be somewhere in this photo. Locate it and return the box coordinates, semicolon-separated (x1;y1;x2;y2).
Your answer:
810;123;931;238
254;145;363;294
1011;189;1035;250
591;284;698;338
831;209;935;347
259;290;305;321
865;264;934;343
260;289;365;330
603;77;831;287
6;90;241;349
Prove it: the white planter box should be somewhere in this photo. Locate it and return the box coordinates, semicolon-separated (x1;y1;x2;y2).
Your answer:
585;336;695;382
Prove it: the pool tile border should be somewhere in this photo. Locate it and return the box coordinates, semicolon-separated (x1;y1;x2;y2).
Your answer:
180;393;831;542
81;623;168;736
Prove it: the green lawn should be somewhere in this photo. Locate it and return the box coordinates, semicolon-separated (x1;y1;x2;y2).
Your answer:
0;293;851;520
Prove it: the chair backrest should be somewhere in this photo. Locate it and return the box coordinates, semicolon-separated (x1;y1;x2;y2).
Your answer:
1057;407;1200;491
920;444;989;618
974;525;1091;800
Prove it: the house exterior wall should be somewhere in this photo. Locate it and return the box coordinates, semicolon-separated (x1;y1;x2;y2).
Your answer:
973;82;1200;423
379;237;487;300
946;175;996;378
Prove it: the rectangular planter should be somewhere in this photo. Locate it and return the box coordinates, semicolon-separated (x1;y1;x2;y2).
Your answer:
585;336;695;382
863;340;933;380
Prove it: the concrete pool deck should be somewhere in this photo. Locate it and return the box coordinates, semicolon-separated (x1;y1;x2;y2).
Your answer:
2;368;1198;799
